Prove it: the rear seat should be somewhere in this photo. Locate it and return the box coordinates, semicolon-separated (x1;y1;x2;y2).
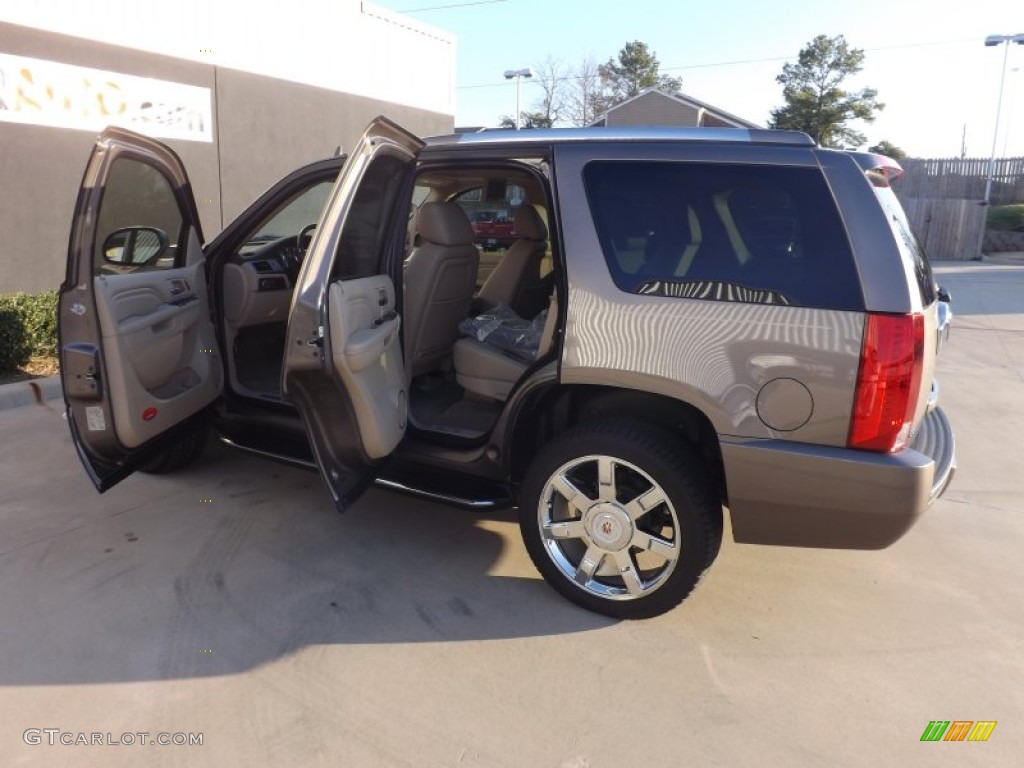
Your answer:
454;293;558;401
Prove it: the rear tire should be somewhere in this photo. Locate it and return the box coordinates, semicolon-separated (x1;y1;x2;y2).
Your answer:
139;424;209;474
519;419;721;619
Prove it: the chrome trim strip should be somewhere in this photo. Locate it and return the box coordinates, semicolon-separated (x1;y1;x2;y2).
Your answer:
923;407;956;504
217;436;317;470
926;379;939;413
373;478;502;509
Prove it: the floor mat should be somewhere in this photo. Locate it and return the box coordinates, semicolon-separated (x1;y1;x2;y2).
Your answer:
410;377;500;435
234;324;286;396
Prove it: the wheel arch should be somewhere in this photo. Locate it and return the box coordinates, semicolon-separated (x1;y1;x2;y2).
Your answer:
506;383;727;506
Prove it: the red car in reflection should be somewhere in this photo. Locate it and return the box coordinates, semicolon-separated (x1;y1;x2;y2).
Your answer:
470;209;516;250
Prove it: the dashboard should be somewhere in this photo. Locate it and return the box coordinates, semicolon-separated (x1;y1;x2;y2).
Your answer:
222;236;301;328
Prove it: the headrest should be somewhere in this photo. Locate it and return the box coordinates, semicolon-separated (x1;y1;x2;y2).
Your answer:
513;206;548;241
416;202;475;246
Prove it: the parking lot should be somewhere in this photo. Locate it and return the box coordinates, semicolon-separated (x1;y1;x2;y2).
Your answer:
1;261;1021;767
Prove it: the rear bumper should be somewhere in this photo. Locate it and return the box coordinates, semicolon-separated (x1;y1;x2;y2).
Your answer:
722;406;956;549
912;405;956;504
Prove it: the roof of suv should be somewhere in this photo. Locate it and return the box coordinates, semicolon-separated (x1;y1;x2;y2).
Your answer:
424;126;816;149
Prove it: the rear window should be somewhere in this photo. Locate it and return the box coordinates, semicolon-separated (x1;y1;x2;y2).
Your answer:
583;161;864;310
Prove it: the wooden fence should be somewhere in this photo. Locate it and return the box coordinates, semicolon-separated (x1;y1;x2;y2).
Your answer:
892;156;1024;259
901;198;988;261
895;156;1024;204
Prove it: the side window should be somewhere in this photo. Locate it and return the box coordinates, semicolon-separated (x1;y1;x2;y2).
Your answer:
238;180;333;256
334;153;409;280
94;157;184;275
242;181;332;248
583;161;864;311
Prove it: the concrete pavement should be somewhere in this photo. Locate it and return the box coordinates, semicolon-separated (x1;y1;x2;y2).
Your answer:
0;262;1021;767
0;375;61;411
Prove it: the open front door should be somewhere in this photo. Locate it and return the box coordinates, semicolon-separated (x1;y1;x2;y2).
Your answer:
60;127;222;491
283;118;423;509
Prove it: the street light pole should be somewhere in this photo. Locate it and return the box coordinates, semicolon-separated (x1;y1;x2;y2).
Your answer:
503;68;534;129
1002;68;1020;158
983;34;1024;205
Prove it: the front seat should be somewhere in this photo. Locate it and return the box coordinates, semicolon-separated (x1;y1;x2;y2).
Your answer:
476;205;548;317
403;202;479;379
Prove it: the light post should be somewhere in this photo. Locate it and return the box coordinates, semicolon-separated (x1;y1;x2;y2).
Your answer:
1002;68;1020;158
503;68;534;129
982;33;1024;205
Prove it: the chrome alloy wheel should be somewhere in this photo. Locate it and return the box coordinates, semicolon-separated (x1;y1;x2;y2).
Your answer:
537;454;681;600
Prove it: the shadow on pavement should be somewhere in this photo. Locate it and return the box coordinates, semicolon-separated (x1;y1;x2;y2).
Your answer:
0;437;614;686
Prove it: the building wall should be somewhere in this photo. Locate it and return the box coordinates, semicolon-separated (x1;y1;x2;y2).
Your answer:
605;91;701;127
0;1;454;294
0;0;454;117
702;113;735;128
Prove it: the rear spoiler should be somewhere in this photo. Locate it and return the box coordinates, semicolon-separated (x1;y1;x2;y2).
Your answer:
847;151;905;186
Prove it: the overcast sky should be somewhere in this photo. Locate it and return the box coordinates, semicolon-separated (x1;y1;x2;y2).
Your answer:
380;0;1024;158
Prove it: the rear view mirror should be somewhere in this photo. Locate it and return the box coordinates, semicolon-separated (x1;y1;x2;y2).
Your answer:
102;226;169;266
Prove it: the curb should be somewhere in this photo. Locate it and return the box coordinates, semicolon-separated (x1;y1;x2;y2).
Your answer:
982;252;1024;265
0;375;63;412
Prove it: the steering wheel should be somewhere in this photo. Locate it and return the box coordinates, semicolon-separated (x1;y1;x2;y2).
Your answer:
297;223;318;255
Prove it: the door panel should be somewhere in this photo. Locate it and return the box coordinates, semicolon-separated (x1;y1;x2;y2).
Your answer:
283;117;423;508
92;252;221;449
60;127;219;490
327;276;406;458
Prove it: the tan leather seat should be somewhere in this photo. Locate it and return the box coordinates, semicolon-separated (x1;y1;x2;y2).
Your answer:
477;205;548;316
454;292;558;401
404;202;479;379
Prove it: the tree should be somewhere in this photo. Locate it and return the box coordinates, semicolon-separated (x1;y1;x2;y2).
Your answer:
498;111;553;129
769;34;883;148
867;140;907;161
599;41;682;108
532;55;567;127
566;56;604;126
497;56;568;129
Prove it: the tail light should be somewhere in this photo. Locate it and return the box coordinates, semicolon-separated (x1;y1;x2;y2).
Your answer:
848;313;925;452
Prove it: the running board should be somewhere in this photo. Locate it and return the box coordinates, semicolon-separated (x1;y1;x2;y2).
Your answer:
218;435;317;470
218;435;512;510
373;477;511;510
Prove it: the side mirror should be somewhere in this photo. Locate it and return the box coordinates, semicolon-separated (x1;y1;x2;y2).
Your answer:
102;227;169;266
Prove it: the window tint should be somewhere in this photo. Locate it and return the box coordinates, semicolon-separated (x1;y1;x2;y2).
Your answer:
239;180;333;255
334;153;410;279
583;161;864;310
94;157;183;275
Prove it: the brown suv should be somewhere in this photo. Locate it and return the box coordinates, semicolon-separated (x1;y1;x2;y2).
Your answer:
59;118;955;618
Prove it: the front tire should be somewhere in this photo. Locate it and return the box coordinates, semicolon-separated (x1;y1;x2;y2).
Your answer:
519;419;721;619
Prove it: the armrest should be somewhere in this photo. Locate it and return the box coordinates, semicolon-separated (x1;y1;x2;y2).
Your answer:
342;316;400;372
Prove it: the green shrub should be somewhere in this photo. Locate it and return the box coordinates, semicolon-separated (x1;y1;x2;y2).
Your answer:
987;204;1024;232
0;290;59;359
0;307;30;374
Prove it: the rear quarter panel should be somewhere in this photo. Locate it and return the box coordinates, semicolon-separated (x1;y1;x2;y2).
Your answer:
818;149;941;434
553;143;865;446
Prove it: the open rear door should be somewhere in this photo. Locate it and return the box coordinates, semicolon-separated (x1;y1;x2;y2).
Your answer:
60;127;222;491
283;118;423;509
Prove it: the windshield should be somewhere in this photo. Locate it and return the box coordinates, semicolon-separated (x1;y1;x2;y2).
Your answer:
240;181;333;252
